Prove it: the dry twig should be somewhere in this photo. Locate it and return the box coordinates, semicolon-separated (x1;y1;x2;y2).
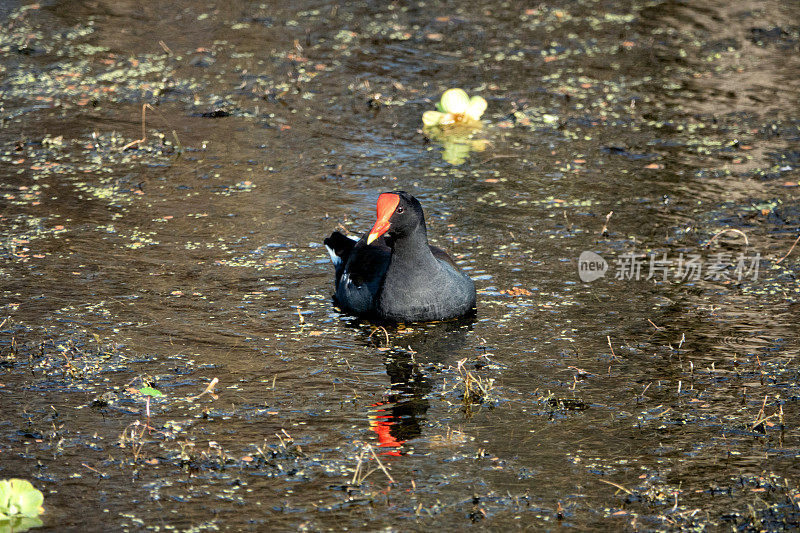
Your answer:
705;228;749;249
600;211;613;236
599;479;634;495
186;377;219;401
776;234;800;264
121;103;153;151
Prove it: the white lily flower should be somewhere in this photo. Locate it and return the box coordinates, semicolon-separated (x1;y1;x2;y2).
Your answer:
423;88;487;127
440;88;471;114
465;95;488;121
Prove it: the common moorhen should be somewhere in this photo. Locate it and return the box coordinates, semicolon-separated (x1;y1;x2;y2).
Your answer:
324;191;477;322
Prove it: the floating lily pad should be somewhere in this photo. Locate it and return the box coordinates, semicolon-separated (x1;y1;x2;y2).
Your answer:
138;386;164;397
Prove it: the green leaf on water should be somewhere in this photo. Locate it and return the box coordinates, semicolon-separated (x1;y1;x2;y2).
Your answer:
0;479;44;521
139;386;164;397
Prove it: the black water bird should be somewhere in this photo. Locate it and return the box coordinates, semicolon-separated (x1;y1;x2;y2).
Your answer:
324;191;476;322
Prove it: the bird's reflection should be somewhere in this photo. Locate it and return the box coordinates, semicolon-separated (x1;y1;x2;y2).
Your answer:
356;318;475;455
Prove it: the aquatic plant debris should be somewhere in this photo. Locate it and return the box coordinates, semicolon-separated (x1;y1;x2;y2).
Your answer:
0;479;44;531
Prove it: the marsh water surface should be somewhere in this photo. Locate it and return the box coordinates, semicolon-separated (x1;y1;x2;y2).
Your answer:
1;0;799;530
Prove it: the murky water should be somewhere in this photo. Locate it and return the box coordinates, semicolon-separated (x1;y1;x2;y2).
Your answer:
2;0;799;530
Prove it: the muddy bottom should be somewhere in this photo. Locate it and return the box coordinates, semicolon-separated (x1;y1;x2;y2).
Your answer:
1;0;799;531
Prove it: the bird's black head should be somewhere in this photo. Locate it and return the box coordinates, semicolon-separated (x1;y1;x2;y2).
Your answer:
367;191;427;244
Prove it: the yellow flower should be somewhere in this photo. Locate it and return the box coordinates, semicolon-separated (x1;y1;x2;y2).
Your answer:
422;88;487;127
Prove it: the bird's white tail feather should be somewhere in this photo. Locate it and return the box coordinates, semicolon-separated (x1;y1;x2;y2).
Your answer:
325;244;342;268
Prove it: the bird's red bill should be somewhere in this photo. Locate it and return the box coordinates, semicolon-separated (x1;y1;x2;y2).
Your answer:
367;193;399;244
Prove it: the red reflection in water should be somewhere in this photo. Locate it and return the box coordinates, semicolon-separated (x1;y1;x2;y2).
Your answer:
368;402;404;456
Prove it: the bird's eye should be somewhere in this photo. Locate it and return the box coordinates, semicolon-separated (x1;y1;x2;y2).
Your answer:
396;206;404;214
